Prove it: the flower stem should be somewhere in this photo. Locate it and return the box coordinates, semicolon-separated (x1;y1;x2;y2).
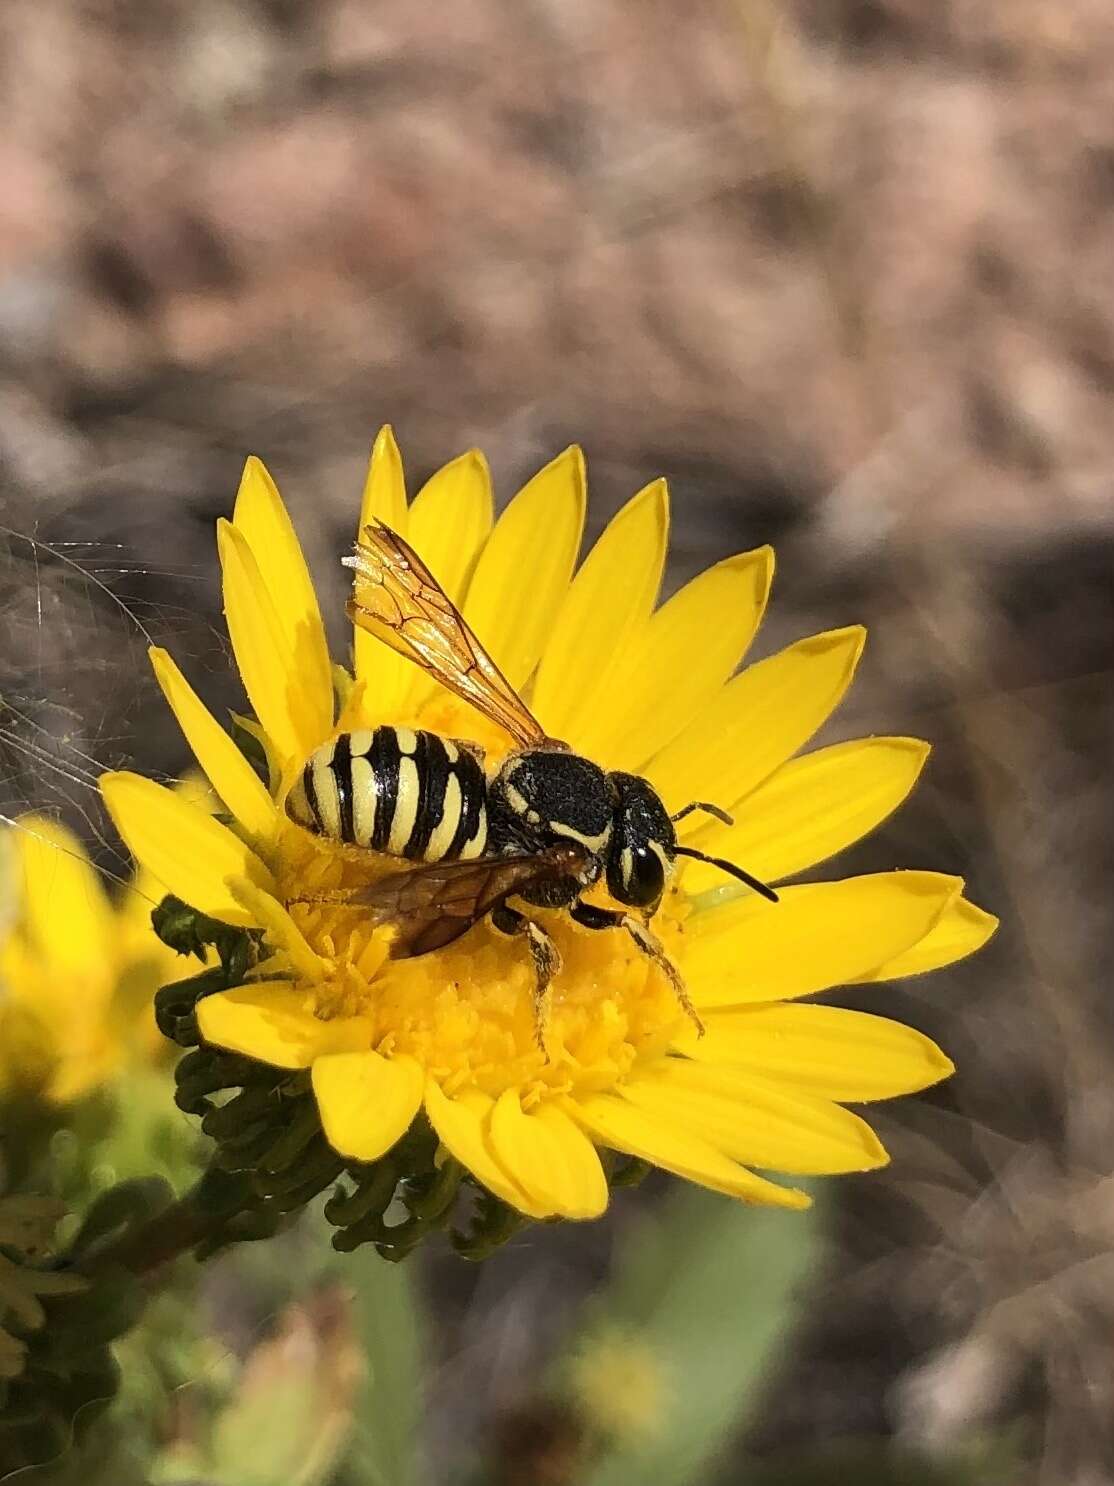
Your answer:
77;1168;254;1280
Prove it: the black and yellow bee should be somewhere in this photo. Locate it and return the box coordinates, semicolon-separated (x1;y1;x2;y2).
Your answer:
286;522;776;1025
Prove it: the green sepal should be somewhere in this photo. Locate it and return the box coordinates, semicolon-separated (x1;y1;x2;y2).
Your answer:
227;710;272;781
151;897;258;1047
29;1265;145;1363
451;1188;529;1261
151;895;236;963
67;1178;175;1260
0;1264;141;1477
323;1116;523;1262
228;711;280;793
0;1350;121;1477
607;1155;652;1189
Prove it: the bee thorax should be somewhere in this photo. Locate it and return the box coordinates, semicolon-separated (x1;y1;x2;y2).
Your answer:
489;750;614;854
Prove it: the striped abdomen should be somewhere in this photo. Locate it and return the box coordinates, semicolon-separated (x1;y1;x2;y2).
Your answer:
287;727;489;862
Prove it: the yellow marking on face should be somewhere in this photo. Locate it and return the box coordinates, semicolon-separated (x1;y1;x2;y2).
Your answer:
349;754;377;847
389;756;421;854
425;773;462;862
311;757;342;839
395;727;419;757
620;845;633;890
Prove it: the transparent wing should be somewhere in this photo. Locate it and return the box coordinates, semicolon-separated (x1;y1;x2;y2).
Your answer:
354;844;588;957
344;521;554;747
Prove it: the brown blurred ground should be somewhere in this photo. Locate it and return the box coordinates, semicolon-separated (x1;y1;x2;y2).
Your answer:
1;3;1113;1483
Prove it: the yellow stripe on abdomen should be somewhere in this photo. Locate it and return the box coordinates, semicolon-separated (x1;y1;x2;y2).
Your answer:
388;756;421;855
425;773;462;862
460;809;488;860
310;751;342;839
349;754;377;847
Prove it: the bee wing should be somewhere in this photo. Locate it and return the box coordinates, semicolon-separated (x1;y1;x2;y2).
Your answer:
354;844;588;957
344;521;555;748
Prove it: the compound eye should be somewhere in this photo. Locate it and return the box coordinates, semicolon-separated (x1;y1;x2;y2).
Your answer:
609;841;666;910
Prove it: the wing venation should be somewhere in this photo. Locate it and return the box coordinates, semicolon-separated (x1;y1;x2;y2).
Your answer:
345;521;555;748
354;844;588;956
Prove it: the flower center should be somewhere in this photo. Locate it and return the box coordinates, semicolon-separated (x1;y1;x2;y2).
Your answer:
274;699;691;1102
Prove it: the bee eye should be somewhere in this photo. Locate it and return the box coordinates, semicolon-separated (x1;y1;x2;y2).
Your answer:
608;841;666;910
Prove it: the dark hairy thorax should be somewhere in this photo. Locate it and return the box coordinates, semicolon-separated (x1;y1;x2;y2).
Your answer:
487;748;615;855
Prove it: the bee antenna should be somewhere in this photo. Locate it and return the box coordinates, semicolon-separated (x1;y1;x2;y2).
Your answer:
673;846;779;902
671;800;734;827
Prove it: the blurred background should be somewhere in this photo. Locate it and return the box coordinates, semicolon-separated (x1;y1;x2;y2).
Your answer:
1;1;1112;1483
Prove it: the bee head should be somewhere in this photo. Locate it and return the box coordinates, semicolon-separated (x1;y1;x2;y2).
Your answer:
605;773;676;912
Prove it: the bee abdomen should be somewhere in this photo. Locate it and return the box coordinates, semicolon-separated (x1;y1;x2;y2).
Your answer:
287;727;488;862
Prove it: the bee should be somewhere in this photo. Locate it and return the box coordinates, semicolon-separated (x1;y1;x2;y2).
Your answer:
285;521;777;1034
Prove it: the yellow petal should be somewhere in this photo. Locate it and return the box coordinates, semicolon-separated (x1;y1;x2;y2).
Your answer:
683;736;930;890
149;647;279;844
197;983;371;1069
335;676;369;735
332;661;356;715
232;457;333;746
116;868;173;941
462;447;586;689
101;771;276;927
423;1080;547;1219
565;1091;810;1209
11;816;114;972
402;450;495;714
854;895;999;981
646;626;865;815
49;1045;121;1105
488;1091;608;1219
312;1050;424;1162
532;478;669;747
687;1003;955;1101
354;425;416;712
592;547;774;772
684;871;961;1007
227;876;326;982
358;424;408;535
620;1061;888;1174
218;519;326;766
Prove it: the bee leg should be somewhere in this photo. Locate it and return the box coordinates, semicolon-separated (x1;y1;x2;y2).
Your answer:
490;906;563;1055
569;902;704;1037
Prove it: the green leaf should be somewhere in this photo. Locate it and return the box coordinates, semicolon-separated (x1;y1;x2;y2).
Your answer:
339;1241;425;1486
580;1186;822;1486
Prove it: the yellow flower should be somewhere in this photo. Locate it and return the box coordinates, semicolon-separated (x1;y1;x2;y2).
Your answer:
0;815;190;1103
100;428;997;1221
